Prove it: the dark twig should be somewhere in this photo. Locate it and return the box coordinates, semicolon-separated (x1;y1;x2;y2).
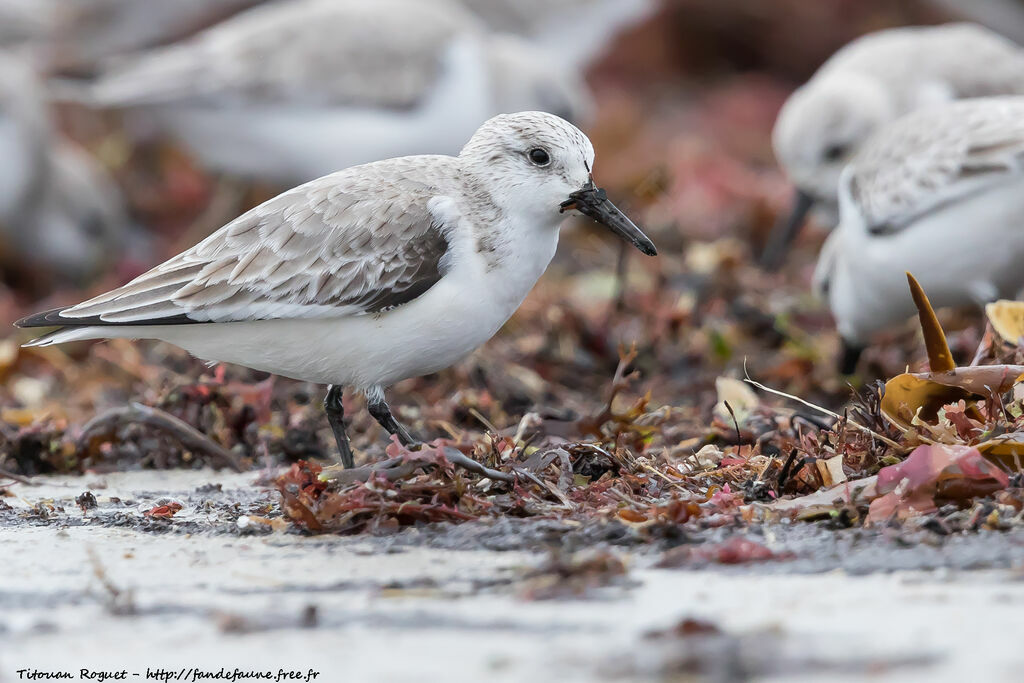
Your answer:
776;448;800;493
723;400;742;445
87;547;135;615
0;467;35;486
78;402;245;472
443;448;515;482
578;345;639;436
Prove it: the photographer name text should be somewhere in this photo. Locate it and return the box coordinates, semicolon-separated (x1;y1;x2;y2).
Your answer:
15;668;321;683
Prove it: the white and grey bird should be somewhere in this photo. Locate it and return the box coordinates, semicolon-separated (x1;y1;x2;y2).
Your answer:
765;22;1024;265
0;0;55;48
16;111;656;467
812;97;1024;372
0;51;127;286
459;0;655;70
71;0;590;185
0;0;264;70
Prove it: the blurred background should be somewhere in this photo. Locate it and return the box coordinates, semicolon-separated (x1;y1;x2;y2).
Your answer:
0;0;1006;474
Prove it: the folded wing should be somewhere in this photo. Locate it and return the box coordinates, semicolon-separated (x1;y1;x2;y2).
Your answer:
849;97;1024;235
17;161;454;329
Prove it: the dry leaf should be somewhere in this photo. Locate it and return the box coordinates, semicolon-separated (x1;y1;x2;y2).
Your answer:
906;271;954;372
880;374;975;428
977;434;1024;471
986;300;1024;345
815;454;846;487
713;376;759;425
881;365;1024;429
867;445;1009;523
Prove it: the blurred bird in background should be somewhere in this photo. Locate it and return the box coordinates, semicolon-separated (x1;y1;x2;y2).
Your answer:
764;22;1024;266
813;96;1024;372
0;0;54;49
460;0;656;70
0;0;264;72
60;0;592;185
0;51;127;293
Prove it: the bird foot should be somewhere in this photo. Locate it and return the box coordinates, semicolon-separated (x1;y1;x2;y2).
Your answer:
319;445;514;485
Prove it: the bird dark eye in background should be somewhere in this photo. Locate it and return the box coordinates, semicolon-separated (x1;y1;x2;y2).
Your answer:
82;214;106;239
823;143;848;162
528;147;551;166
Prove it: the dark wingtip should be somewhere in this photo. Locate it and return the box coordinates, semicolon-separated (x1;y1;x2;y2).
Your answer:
14;306;72;329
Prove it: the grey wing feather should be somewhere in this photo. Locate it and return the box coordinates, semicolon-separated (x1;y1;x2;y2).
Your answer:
87;0;475;109
848;97;1024;234
29;160;455;327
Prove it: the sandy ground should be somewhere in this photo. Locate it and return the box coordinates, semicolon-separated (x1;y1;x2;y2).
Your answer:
2;470;1023;682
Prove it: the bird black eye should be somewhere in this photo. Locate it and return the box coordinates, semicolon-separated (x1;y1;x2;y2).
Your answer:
81;215;106;239
528;147;551;166
823;144;848;162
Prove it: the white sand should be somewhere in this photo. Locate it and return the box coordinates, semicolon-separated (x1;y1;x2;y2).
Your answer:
1;470;1023;682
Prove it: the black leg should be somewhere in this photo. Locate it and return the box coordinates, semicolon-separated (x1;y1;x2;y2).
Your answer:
323;385;355;468
367;395;418;446
760;189;816;269
839;340;865;376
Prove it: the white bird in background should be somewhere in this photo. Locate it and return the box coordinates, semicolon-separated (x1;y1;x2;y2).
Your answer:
926;0;1024;47
0;0;55;48
0;52;127;287
70;0;591;185
764;22;1024;266
0;0;264;71
459;0;655;70
813;97;1024;372
17;112;656;467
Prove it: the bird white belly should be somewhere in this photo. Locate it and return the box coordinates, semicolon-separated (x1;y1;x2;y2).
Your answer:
143;234;557;388
834;180;1024;339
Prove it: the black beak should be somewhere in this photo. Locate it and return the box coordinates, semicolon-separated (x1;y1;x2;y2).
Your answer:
560;180;657;256
839;340;864;375
760;189;815;268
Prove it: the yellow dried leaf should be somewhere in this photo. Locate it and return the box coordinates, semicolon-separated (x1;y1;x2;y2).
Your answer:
977;436;1024;471
713;376;759;424
881;365;1024;429
1;408;46;426
815;454;847;487
985;300;1024;344
881;373;975;429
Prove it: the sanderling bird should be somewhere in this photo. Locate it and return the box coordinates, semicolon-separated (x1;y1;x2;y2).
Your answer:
460;0;655;70
0;0;53;48
765;22;1024;266
0;0;263;70
49;0;265;72
16;111;656;468
0;51;126;286
70;0;590;185
812;97;1024;372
